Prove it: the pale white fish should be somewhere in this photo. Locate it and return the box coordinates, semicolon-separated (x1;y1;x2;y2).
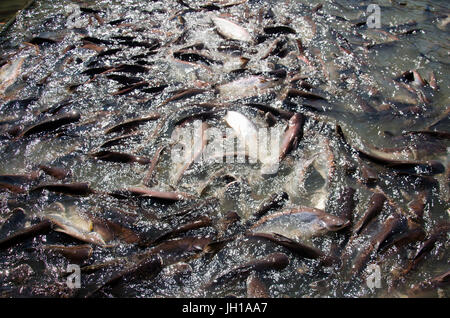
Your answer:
210;15;252;42
218;76;273;100
44;206;106;246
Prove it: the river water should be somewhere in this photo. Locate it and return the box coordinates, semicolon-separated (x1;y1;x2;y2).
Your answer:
0;0;448;298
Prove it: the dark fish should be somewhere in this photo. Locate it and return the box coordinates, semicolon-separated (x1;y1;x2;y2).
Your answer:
85;254;163;297
353;193;387;235
81;36;113;45
113;64;149;74
407;192;427;222
357;149;445;176
41;99;73;115
97;48;122;58
42;244;93;263
359;161;379;185
246;274;269;298
28;37;57;45
205;252;289;290
245;103;294;120
81;42;104;53
375;215;425;253
31;183;95;196
218;211;241;233
105;113;161;134
93;219;141;244
79;7;102;14
109;19;128;26
38;165;71;180
149;236;212;265
90;151;151;165
408;270;450;297
286;88;327;101
394;70;426;87
401;223;449;276
3;97;38;110
332;187;357;226
0;220;52;249
402;130;450;140
110;187;192;202
117;39;160;50
250;206;350;239
263;26;297;35
20;111;81;138
0;208;27;239
173;50;221;65
106;74;143;86
0;173;39;193
279;113;304;161
142;145;166;186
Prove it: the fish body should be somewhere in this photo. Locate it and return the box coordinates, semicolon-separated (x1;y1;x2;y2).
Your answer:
0;57;24;97
250;207;350;239
211;15;252;42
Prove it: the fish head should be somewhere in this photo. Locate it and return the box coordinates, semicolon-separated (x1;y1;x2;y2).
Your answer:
320;213;350;232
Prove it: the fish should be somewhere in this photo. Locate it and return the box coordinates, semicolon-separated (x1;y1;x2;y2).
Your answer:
249;206;350;239
351;213;425;277
145;216;212;246
90;151;151;165
408;270;450;297
286;88;327;101
210;15;252;42
0;57;25;97
205;252;289;290
45;213;106;246
246;274;269;298
279;113;304;161
110;187;193;202
20;111;81;138
100;133;140;148
248;191;289;224
224;110;258;161
0;220;52;249
160;88;208;107
331;187;357;226
41;244;93;263
263;26;297;35
357;148;445;176
224;111;279;173
38;165;71;180
400;222;449;277
218;76;275;100
31;183;95;196
85;254;163;297
105;113;161;134
0;173;39;193
353;193;387;235
246;232;333;264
